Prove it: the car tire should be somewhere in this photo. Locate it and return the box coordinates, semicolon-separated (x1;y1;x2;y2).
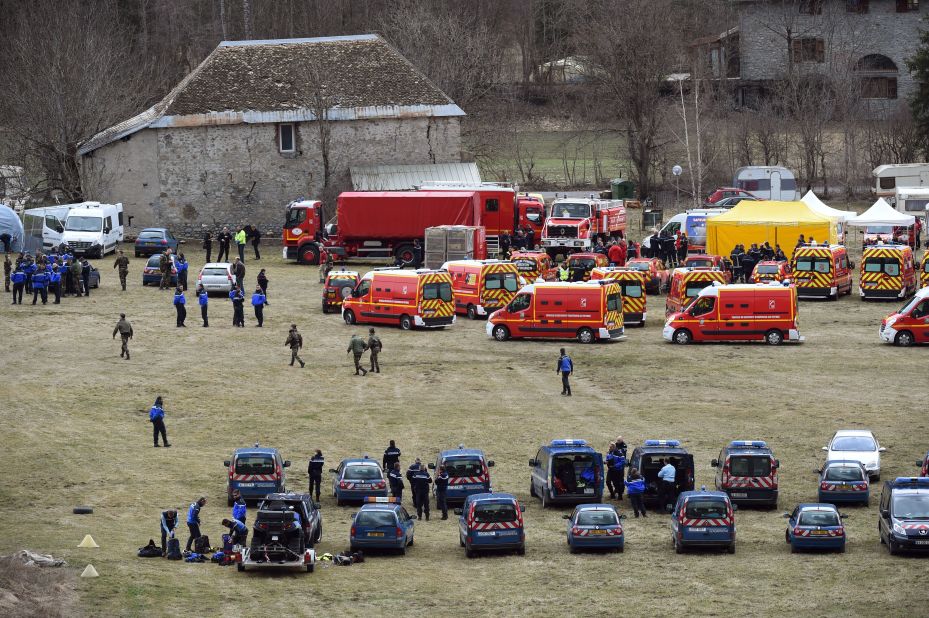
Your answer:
237;563;245;572
888;538;900;556
673;328;692;345
765;329;784;346
343;310;356;325
674;539;683;554
569;544;578;554
399;315;413;330
576;327;595;344
895;331;915;347
838;544;846;554
459;535;465;548
727;542;736;555
529;482;537;498
306;563;314;572
492;325;510;342
516;545;525;556
337;499;344;507
465;546;475;559
408;536;413;546
785;530;790;544
72;506;93;515
790;543;797;554
467;304;477;320
299;244;320;265
399;544;406;556
617;545;624;553
541;491;548;509
314;524;322;544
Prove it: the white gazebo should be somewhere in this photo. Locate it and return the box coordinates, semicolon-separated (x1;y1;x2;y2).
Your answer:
847;198;915;228
800;190;856;222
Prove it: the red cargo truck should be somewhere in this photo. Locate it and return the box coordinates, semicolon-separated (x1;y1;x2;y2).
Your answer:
283;192;488;265
542;197;626;259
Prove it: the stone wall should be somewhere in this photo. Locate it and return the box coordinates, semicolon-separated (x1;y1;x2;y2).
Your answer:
84;115;461;238
738;0;922;104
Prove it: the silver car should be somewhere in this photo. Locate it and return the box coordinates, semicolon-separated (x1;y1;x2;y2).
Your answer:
823;429;885;480
197;262;234;294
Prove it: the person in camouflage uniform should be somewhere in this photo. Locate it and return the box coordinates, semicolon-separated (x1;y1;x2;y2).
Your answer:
347;333;368;376
113;250;129;291
367;327;382;373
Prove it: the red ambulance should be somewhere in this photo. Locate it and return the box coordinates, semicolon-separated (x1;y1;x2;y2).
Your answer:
342;268;455;330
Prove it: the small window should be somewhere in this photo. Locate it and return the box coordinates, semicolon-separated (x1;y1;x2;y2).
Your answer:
117;211;124;226
846;0;869;11
861;76;898;99
486;199;500;212
897;0;918;11
791;38;825;64
279;123;295;153
880;177;896;190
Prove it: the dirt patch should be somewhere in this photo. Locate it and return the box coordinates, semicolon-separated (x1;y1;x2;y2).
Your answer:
0;556;77;618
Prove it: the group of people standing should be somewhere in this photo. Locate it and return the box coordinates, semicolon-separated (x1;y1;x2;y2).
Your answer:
729;242;788;282
170;267;268;329
6;248;93;305
643;230;688;267
202;225;262;264
499;226;538;256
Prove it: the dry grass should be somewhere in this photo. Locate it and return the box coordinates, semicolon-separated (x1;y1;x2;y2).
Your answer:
0;215;926;617
0;556;76;617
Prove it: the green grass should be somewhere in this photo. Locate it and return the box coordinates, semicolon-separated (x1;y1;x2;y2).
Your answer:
0;215;927;617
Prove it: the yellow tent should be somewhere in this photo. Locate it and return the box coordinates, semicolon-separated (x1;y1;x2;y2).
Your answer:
706;200;839;255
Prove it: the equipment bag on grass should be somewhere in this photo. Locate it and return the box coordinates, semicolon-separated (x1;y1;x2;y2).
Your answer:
165;538;182;560
194;535;211;554
138;540;162;557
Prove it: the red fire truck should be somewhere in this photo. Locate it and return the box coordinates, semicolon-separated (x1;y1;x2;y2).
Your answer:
542;197;626;258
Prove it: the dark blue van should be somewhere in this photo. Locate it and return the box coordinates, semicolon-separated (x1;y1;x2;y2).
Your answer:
456;492;525;558
670;487;736;554
529;439;604;507
429;446;494;504
224;446;290;504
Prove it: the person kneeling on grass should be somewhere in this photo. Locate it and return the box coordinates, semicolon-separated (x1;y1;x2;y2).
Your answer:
222;518;248;546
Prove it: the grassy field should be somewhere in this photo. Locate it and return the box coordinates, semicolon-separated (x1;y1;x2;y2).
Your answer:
1;214;927;617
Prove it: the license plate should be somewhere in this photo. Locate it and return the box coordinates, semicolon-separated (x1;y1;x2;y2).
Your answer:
271;535;279;541
915;540;929;545
689;527;707;532
731;492;748;498
354;484;370;489
589;530;606;535
477;531;495;536
811;530;828;536
367;532;384;537
584;488;594;495
236;483;255;488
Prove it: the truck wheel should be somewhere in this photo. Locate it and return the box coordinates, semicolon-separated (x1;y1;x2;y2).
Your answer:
306;563;314;572
576;327;595;344
237;563;245;572
765;330;784;346
467;304;477;320
343;310;356;325
492;325;510;341
399;315;413;330
299;244;320;265
727;542;736;554
394;244;415;266
322;302;329;314
673;328;692;345
895;331;915;347
529;482;537;498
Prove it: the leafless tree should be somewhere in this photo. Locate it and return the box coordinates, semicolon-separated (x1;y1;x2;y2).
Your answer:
219;0;228;39
242;0;253;39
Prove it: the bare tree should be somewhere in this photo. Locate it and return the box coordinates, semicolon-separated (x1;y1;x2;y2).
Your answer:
242;0;253;39
219;0;228;40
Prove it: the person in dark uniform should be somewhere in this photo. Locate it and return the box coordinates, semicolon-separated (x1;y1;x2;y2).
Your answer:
285;324;305;367
251;286;266;327
69;258;82;296
0;232;11;254
196;284;209;327
257;269;269;299
367;327;382;373
222;518;248;546
557;348;573;396
160;509;178;555
150;396;170;447
307;450;324;501
383;440;401;472
388;461;404;502
113;313;133;359
10;265;25;304
412;239;423;269
31;268;48;304
113;250;129;291
3;254;11;293
435;465;450;519
406;459;422;506
173;287;187;327
217;227;231;263
606;442;622;500
202;231;213;263
49;265;61;304
231;490;246;524
176;253;189;291
229;285;245;327
185;497;206;552
499;231;511;258
410;464;433;520
249;225;262;260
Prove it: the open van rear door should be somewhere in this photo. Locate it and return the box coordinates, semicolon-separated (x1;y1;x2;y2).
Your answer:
593;452;604;498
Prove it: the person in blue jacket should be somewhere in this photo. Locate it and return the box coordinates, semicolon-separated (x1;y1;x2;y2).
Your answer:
556;348;573;396
625;468;647;518
176;253;189;291
31;268;48;305
10;266;25;304
222;518;248;546
230;285;245;327
196;284;209;327
49;265;62;304
22;257;36;294
186;497;206;552
150;396;170;447
231;490;246;524
173;287;186;327
251;286;267;327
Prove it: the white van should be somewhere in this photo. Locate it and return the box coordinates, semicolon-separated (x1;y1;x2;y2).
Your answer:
873;164;929;198
21;206;76;253
733;166;797;201
62;202;124;257
643;208;726;254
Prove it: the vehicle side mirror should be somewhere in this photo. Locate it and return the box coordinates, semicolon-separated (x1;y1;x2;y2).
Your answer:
731;504;738;511
880;509;889;518
773;460;780;469
879;447;887;452
283;460;291;467
519;503;526;513
782;513;790;518
427;463;435;470
224;460;230;467
528;459;537;467
840;514;849;519
821;447;828;451
329;468;338;474
710;459;719;467
619;514;627;520
453;508;463;516
314;502;321;509
487;460;495;467
562;514;570;520
104;227;111;234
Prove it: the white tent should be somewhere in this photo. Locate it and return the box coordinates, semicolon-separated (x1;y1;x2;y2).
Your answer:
0;204;25;252
847;198;915;227
800;190;856;222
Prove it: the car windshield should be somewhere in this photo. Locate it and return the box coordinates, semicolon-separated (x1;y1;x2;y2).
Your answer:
485;272;519;292
146;256;161;267
514;259;537;273
686;281;714;297
893;495;929;519
832;436;876;451
867;225;893;235
729;456;771;477
355;511;396;527
202;267;228;277
473;504;517;523
235;455;275;475
628;262;650;272
422;281;453;302
344;465;382;480
568;258;597;270
794;257;831;273
285;207;307;226
65;216;102;232
552;202;591;219
757;264;779;274
825;466;864;482
139;231;165;239
621;283;643;298
606;292;621;312
798;511;840;527
576;510;618;526
328;279;355;288
444;458;484;478
685;499;727;519
864;257;900;276
688;259;713;268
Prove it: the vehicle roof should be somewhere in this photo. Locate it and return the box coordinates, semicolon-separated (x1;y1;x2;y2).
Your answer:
725;446;774;456
440;448;485;458
914;287;929;299
443;259;513;268
464;492;517;503
340;457;380;465
202;262;232;268
288;199;321;207
575;503;616;511
636;445;690;454
542;443;598;455
568;252;604;259
680;489;730;500
832;429;876;437
823;459;866;467
139;227;169;233
263;492;310;503
873;163;929;175
326;270;359;277
862;244;911;253
697;282;790;296
233;447;280;456
518;280;617;295
796;503;840;512
357;503;401;512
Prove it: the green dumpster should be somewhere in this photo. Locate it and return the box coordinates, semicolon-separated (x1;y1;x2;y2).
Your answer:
611;179;636;200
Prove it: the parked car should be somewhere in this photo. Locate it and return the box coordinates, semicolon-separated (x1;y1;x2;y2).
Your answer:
349;497;415;554
822;430;885;480
818;461;869;505
134;227;179;257
564;504;625;553
714;196;759;208
783;504;847;553
331;457;388;505
705;188;757;205
198;262;234;294
142;254;177;286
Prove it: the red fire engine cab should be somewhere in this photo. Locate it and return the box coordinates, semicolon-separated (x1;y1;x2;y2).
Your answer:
542;196;626;259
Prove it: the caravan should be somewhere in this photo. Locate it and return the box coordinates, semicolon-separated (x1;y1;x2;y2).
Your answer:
733;166;798;201
873;164;929;198
61;202;124;257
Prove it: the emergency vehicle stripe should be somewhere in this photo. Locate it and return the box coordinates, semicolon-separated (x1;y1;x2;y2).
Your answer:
448;476;487;485
902;523;929;530
861;247;909;291
233;474;276;481
473;521;518;531
820;483;867;491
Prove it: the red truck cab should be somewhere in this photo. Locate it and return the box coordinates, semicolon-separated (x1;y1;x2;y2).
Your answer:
283;200;326;264
542;197;626;258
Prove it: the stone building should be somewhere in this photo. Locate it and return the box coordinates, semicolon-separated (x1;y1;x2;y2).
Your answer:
698;1;924;114
78;34;464;237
